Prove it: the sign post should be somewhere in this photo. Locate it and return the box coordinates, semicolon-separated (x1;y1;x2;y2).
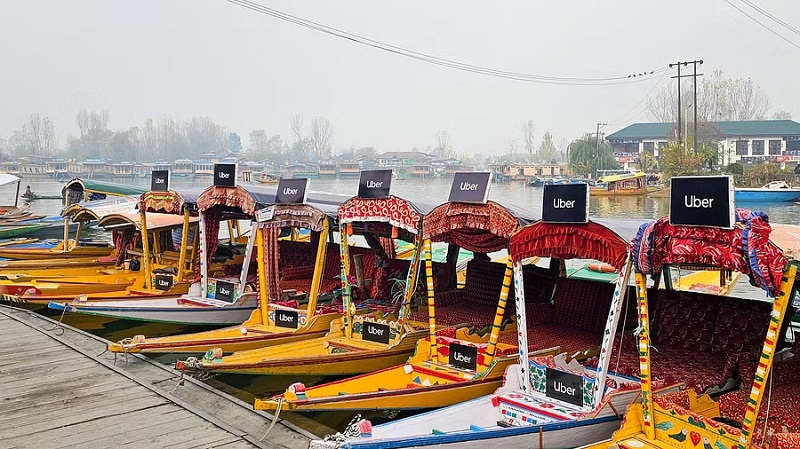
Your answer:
542;184;590;224
213;164;237;188
151;170;170;192
448;172;492;204
276;178;310;204
669;175;734;228
357;170;392;199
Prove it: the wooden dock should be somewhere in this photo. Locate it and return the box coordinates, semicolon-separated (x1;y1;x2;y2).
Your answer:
0;305;315;449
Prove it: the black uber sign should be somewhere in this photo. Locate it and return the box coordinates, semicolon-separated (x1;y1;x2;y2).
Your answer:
545;368;583;407
448;172;491;204
448;342;478;371
276;178;309;205
154;274;173;291
670;176;734;228
362;321;390;344
151;170;170;192
542;184;589;223
214;164;237;188
358;170;392;199
274;309;299;329
214;280;235;303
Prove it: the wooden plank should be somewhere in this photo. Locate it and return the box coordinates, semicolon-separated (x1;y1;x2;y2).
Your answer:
0;376;133;413
0;391;167;436
0;404;187;448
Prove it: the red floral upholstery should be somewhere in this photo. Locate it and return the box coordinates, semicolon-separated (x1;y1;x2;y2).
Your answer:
499;324;600;355
652;300;718;352
771;432;800;449
409;260;514;327
711;305;771;355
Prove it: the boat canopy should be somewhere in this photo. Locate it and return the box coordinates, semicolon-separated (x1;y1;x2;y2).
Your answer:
510;220;631;270
632;209;787;296
338;195;434;236
261;202;340;232
62;196;139;222
98;211;198;231
137;189;203;215
596;171;645;184
422;201;539;253
62;178;148;205
0;174;21;188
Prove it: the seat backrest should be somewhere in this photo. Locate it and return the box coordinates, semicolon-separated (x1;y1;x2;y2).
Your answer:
462;259;514;308
550;277;615;331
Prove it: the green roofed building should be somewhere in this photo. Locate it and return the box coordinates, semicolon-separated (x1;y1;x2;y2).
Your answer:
606;120;800;167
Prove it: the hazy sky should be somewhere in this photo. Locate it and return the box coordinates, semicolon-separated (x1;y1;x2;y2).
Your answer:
1;0;799;155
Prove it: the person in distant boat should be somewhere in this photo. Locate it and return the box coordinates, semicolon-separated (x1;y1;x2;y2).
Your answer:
23;185;34;197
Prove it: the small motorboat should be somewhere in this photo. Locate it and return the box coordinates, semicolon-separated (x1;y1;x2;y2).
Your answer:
734;180;800;202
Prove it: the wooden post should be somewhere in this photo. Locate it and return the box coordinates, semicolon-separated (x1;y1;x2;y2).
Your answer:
397;233;422;325
177;208;190;280
353;254;365;290
199;213;209;298
188;222;199;274
139;209;153;290
512;259;532;394
340;223;353;339
740;264;796;448
481;257;514;371
592;256;632;409
239;221;258;296
305;221;329;319
256;226;269;326
424;239;437;362
635;272;655;440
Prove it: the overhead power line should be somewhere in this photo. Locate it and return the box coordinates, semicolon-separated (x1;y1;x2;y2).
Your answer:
722;0;800;50
737;0;800;38
228;0;667;86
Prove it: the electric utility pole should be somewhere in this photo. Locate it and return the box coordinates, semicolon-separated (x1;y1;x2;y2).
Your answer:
669;60;704;154
594;122;607;173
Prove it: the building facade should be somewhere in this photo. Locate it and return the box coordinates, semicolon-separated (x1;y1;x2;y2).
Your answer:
606;120;800;166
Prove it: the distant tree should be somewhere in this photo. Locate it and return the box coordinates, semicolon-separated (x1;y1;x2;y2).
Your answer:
228;132;242;153
773;110;793;120
139;118;158;161
522;120;535;158
659;140;703;180
636;151;659;173
538;131;557;163
744;162;793;187
567;134;619;178
557;138;568;162
290;115;304;144
649;70;771;122
434;131;454;158
8;114;57;156
308;117;333;161
724;162;744;176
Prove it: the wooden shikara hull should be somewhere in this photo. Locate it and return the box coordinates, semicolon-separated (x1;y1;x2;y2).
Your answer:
177;330;428;376
319;371;660;449
256;356;515;412
590;187;649;197
10;280;192;305
0;258;114;270
47;296;257;326
0;224;49;239
107;309;340;354
0;245;113;260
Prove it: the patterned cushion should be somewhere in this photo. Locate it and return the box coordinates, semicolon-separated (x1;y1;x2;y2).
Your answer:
498;324;601;355
719;384;800;442
711;305;770;355
652;300;718;352
739;359;800;390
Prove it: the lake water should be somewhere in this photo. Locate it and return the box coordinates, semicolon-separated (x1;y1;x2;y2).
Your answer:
12;176;800;435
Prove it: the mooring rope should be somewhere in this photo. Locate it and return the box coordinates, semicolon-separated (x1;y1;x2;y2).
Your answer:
260;397;284;441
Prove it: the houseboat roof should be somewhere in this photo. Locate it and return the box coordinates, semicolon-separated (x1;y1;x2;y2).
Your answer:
596;171;645;183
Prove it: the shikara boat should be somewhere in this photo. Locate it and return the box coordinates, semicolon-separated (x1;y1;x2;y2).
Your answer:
0;224;48;239
590;172;653;197
51;178;351;326
583;182;799;449
303;188;661;448
62;177;148;203
0;174;41;222
5;210;198;304
257;175;541;412
107;184;352;353
175;170;436;375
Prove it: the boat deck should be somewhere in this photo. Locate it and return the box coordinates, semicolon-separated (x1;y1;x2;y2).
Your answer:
0;304;314;449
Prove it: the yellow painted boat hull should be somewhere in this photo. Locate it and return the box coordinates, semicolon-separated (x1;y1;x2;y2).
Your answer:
107;308;340;354
590;188;649;197
2;278;192;305
0;245;113;260
0;257;115;270
255;338;521;412
177;323;428;376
